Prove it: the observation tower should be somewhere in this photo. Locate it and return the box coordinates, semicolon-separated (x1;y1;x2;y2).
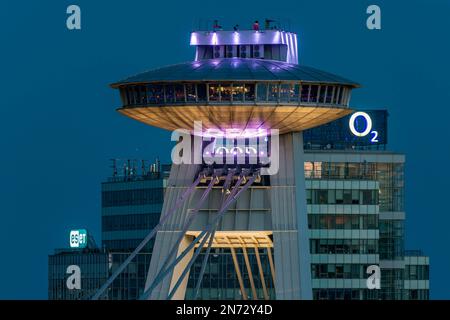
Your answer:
95;23;359;300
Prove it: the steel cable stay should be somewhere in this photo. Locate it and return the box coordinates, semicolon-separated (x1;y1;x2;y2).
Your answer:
139;170;247;299
166;225;216;300
142;169;221;296
140;224;213;300
154;169;234;300
192;227;218;298
139;170;257;300
165;171;259;300
193;169;236;299
144;172;247;300
91;169;208;300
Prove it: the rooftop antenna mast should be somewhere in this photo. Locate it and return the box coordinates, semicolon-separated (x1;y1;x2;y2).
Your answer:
131;159;137;176
122;161;127;177
155;157;160;173
110;159;118;177
141;160;147;175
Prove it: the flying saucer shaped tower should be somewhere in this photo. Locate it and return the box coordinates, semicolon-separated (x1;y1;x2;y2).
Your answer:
112;29;358;135
105;26;360;301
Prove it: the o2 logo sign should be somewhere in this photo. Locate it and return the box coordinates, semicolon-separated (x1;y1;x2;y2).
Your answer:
349;112;379;143
70;229;87;248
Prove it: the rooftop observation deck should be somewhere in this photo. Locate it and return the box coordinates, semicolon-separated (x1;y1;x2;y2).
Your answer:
190;29;299;64
111;26;360;134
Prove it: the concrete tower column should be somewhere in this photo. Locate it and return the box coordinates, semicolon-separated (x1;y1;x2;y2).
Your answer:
270;132;312;299
144;163;201;300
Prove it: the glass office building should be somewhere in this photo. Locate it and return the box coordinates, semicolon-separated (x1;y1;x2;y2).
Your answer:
48;160;170;300
184;152;429;300
404;250;430;300
101;160;170;299
304;153;400;300
48;248;109;300
185;248;276;300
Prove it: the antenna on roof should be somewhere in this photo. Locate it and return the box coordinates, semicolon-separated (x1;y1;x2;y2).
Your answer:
122;161;127;177
132;159;137;176
141;160;147;175
110;159;117;177
156;157;161;173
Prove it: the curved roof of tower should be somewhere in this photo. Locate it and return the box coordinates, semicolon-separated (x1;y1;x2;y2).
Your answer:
111;59;360;88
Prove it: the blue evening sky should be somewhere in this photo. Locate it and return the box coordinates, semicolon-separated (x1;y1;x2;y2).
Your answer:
0;0;448;299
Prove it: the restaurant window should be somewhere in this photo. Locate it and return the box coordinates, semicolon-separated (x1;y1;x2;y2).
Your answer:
209;83;220;101
333;87;341;104
290;83;300;102
256;83;268;101
186;83;197;102
326;86;334;103
174;84;185;102
318;85;326;103
130;86;138;104
301;84;310;102
279;83;291;102
268;83;279;102
244;83;255;101
120;88;128;105
309;85;319;103
148;85;164;104
339;87;347;105
197;83;207;102
130;86;139;104
125;87;133;105
165;85;175;103
220;83;232;101
138;86;147;104
232;83;245;102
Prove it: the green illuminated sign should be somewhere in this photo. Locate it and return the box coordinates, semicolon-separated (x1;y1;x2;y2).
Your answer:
69;229;88;248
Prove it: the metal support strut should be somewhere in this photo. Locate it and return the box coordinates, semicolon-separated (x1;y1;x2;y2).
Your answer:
193;169;235;299
142;169;248;299
140;169;258;300
166;169;257;300
142;169;221;298
91;169;207;300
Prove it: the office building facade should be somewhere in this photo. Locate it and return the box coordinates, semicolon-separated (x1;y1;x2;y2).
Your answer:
48;160;170;300
48;248;109;300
